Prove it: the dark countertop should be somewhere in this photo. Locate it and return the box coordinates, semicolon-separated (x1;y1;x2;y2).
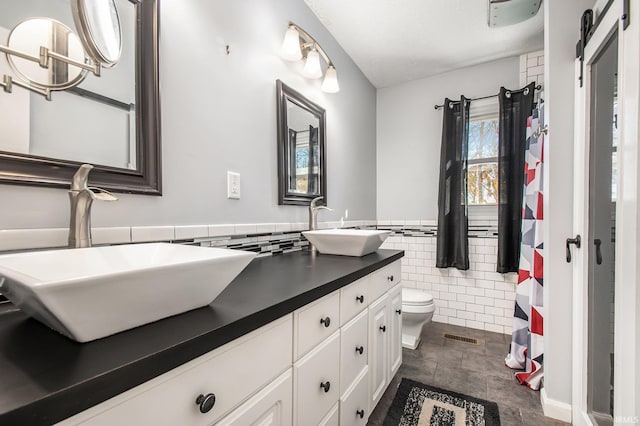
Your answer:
0;249;403;425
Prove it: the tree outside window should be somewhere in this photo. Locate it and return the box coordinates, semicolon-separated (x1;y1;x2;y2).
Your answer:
468;116;499;205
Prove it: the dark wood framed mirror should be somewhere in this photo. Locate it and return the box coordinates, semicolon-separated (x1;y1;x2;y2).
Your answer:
276;80;326;206
0;0;161;195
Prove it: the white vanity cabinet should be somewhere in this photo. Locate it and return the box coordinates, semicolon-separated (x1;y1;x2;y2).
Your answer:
367;259;403;410
58;315;293;426
57;259;403;426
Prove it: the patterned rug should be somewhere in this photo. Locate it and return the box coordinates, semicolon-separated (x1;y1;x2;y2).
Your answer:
383;379;501;425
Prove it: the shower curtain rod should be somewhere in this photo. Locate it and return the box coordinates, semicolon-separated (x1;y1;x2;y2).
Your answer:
434;84;543;110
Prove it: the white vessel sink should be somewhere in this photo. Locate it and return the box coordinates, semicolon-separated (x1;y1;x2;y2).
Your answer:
0;243;255;342
302;229;390;257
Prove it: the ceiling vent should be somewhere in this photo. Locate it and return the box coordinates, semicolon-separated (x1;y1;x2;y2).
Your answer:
488;0;542;27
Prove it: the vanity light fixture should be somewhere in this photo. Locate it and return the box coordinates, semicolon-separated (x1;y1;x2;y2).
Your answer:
280;22;339;93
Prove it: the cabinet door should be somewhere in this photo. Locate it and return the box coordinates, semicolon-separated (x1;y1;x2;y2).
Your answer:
388;284;403;378
368;295;388;408
340;309;368;396
216;369;292;426
293;331;340;425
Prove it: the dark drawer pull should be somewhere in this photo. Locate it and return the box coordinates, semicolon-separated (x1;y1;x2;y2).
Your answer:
356;295;364;303
380;325;386;332
396;309;402;315
320;381;331;393
356;345;364;355
357;409;365;419
195;393;216;414
320;317;331;328
387;275;394;282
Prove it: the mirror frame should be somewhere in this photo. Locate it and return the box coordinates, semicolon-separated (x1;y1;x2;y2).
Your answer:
0;0;162;195
276;79;326;206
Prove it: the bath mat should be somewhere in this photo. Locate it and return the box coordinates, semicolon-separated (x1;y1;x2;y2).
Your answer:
383;378;500;425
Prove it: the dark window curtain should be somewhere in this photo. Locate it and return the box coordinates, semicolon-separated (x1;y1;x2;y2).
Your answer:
288;129;297;191
497;83;535;273
436;96;470;270
308;126;318;193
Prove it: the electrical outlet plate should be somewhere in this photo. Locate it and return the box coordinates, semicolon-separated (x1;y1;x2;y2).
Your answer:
227;171;240;199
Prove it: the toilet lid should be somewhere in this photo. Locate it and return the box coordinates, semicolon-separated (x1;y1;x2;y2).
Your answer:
402;288;434;305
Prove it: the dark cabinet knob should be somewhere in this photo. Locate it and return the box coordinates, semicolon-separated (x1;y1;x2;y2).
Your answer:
356;295;364;303
195;393;216;414
356;409;365;419
396;309;402;315
320;317;331;328
387;275;394;282
380;325;386;332
356;345;364;355
320;381;331;393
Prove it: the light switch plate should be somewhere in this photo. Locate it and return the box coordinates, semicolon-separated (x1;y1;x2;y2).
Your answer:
227;171;240;199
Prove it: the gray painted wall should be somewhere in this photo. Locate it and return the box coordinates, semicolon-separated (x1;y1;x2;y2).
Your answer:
376;57;519;220
0;0;377;229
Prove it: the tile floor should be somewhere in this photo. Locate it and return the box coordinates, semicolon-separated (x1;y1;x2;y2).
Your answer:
367;321;569;426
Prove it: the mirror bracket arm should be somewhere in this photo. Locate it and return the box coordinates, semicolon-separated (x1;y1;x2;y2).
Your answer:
0;74;52;100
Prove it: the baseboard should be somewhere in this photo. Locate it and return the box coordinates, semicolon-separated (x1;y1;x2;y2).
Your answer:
540;387;572;423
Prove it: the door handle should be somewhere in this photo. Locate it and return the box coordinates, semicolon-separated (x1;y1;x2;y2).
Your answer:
566;235;581;263
594;239;603;265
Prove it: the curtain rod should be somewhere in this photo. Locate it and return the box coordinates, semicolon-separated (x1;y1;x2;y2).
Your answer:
434;84;543;110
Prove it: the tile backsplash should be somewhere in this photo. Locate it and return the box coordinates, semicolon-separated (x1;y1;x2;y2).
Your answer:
0;219;517;337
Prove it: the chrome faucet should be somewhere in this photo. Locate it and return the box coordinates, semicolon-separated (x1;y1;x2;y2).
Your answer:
308;196;333;253
68;164;118;248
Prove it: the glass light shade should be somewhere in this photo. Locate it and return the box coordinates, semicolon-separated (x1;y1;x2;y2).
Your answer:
302;49;323;79
321;65;340;93
280;26;302;61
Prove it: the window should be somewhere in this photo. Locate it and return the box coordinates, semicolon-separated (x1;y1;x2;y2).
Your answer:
467;99;499;206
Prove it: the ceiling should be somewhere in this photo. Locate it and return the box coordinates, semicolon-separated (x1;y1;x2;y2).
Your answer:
304;0;544;88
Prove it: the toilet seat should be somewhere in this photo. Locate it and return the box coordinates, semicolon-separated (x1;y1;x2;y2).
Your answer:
402;288;435;314
402;288;434;305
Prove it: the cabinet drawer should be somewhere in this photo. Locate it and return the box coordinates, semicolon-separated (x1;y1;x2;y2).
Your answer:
62;315;293;426
319;402;340;426
216;369;292;426
368;260;401;302
340;276;369;326
340;369;369;426
293;331;340;425
340;309;368;396
294;291;340;360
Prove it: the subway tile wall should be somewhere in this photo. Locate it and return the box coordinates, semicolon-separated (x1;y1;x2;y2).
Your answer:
520;49;544;104
379;220;517;335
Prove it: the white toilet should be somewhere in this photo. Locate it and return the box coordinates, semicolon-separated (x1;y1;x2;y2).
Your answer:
401;288;435;350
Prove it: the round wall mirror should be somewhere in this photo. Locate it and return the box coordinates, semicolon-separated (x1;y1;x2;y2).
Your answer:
72;0;122;67
6;18;87;90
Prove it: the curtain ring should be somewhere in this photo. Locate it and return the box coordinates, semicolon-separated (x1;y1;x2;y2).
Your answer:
524;87;530;95
505;91;511;98
449;102;454;109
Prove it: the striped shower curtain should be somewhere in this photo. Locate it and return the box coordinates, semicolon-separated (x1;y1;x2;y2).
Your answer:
505;101;544;390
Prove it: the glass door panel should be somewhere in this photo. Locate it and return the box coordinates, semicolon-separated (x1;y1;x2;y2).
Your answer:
587;30;618;426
